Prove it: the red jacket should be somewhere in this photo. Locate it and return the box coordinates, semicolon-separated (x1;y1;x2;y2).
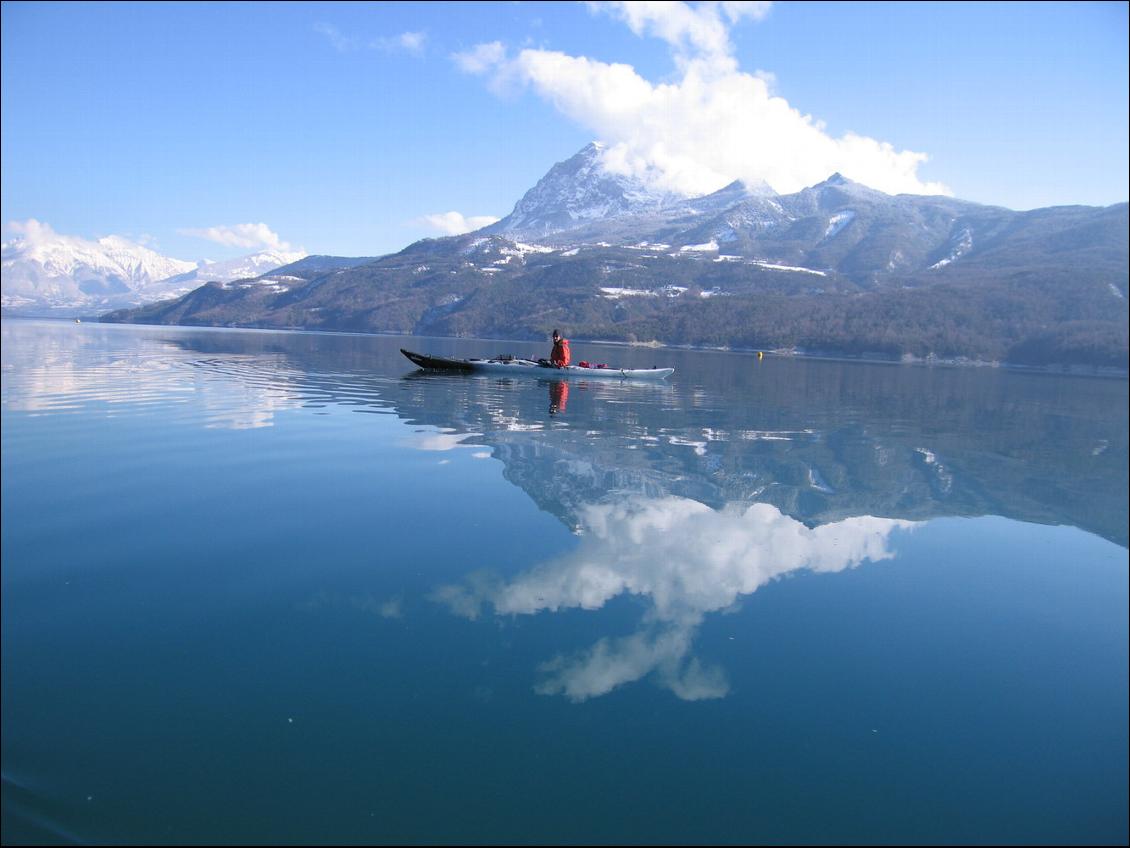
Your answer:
551;337;571;367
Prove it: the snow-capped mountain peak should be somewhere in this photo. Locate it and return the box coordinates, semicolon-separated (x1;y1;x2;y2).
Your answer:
2;223;196;285
95;235;199;282
485;142;683;240
166;250;308;286
686;178;778;215
1;221;306;314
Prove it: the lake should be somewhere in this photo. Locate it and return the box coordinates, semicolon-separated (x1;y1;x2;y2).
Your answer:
2;319;1127;845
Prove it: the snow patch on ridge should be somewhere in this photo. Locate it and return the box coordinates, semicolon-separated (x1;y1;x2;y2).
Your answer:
751;260;826;276
822;210;856;241
930;228;973;269
679;240;719;253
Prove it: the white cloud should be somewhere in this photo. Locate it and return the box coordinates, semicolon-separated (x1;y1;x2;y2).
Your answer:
3;219;197;285
373;30;427;56
433;496;916;700
535;626;730;702
320;22;426;56
402;31;427;54
298;591;405;619
417;211;501;236
377;597;403;619
408;430;485;451
457;2;949;198
594;0;772;64
5;217;60;245
314;22;359;53
179;223;295;252
452;41;507;74
486;499;912;622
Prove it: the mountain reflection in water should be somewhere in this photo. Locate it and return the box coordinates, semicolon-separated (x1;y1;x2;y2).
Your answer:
3;321;1126;844
4;321;1124;548
7;321;1125;701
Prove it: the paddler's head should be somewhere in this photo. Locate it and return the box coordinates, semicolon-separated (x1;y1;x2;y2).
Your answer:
552;329;561;342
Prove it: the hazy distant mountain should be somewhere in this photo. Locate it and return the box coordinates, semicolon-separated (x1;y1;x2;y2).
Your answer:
1;223;305;315
2;225;197;313
102;142;1129;369
159;250;309;289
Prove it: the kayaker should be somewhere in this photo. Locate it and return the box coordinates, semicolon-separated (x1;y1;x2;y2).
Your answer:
550;329;571;368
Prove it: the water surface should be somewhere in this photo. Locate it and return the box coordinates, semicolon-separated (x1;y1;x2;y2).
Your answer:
2;319;1127;844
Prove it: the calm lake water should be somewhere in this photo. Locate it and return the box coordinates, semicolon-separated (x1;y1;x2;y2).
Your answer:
2;319;1127;845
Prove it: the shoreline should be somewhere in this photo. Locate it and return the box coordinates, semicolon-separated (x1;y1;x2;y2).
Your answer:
4;313;1127;379
579;335;1130;379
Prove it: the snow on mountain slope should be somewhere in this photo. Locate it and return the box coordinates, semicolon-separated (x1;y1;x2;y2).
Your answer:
157;250;307;288
821;210;856;241
1;221;305;313
485;142;684;240
929;227;973;269
2;221;196;303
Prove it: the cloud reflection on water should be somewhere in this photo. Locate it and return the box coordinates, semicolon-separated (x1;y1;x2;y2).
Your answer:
434;496;915;701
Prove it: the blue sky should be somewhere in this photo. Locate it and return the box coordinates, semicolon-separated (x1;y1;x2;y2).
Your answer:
2;1;1127;261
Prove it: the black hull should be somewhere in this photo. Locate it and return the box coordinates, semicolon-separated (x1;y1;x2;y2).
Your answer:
400;349;474;371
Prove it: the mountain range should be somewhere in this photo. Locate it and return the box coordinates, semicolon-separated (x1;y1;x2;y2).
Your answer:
76;143;1130;367
1;223;305;315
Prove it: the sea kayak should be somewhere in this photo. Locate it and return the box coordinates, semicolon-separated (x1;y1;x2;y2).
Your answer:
400;349;674;380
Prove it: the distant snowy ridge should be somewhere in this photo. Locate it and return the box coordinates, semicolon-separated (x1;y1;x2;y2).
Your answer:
1;221;305;314
162;250;308;287
3;223;195;288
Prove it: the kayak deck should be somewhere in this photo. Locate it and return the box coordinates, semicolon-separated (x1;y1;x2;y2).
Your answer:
400;349;673;380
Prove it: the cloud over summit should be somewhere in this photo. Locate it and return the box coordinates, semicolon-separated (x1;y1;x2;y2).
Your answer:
179;222;297;252
417;211;501;236
455;1;949;198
